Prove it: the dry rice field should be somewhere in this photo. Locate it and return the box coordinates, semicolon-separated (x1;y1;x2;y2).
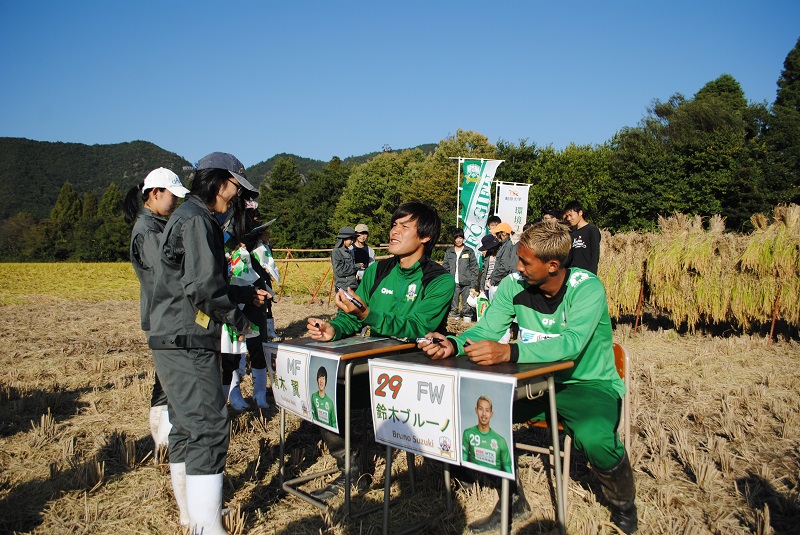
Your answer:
1;276;799;534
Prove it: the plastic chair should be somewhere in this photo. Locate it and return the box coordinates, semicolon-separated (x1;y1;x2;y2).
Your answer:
515;342;631;513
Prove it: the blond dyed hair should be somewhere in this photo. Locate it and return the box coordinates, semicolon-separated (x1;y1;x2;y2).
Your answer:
519;220;572;264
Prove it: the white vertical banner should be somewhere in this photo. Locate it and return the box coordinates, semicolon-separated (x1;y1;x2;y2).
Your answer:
494;182;530;236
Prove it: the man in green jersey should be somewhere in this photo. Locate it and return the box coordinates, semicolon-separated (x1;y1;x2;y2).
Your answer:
462;396;512;473
311;366;336;428
306;201;455;501
418;220;637;534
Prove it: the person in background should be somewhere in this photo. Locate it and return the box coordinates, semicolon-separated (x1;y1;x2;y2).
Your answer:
542;208;561;223
442;227;479;322
245;211;279;409
417;221;637;534
306;201;454;502
353;223;375;281
332;226;359;291
563;200;601;275
148;152;267;534
488;223;517;299
478;233;501;301
123;167;190;522
486;215;502;234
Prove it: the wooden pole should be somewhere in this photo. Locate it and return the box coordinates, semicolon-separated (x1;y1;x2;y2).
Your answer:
768;286;781;348
634;280;645;334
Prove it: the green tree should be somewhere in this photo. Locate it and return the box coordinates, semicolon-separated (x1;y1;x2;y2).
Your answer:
259;158;303;249
765;36;800;205
403;129;497;228
49;181;82;259
292;157;350;249
332;149;427;246
0;212;36;259
82;192;98;220
75;183;129;261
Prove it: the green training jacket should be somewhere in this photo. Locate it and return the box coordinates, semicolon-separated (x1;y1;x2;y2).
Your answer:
451;269;625;398
329;256;455;341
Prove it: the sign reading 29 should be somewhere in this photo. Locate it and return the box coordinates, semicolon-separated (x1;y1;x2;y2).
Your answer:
374;373;403;399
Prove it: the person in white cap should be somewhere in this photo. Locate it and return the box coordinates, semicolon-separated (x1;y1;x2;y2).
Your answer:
123;167;190;524
353;223;375;281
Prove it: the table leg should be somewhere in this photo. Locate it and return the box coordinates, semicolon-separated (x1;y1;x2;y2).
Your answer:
501;477;510;534
548;375;566;535
443;463;452;513
383;445;393;535
344;361;353;517
279;407;285;485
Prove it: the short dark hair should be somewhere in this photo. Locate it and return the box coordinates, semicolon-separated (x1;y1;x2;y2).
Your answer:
563;200;585;216
451;227;464;240
391;201;441;256
487;215;502;225
317;366;327;382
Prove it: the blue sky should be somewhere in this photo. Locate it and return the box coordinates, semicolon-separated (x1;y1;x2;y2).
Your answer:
1;1;798;168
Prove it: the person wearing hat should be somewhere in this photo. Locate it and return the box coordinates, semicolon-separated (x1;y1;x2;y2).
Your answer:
478;232;501;299
148;152;267;535
332;226;359;291
352;223;375;281
123;167;190;522
488;222;518;298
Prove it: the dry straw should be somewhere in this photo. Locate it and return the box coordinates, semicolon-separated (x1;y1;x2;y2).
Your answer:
603;205;800;333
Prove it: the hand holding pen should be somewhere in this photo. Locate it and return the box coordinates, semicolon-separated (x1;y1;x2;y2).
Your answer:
416;332;455;360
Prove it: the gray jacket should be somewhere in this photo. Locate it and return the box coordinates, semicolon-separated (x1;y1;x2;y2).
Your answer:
148;195;249;351
332;245;358;290
441;245;479;288
489;237;518;286
130;208;166;332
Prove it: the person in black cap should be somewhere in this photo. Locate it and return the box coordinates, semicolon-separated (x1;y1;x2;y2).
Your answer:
478;233;501;299
148;152;267;535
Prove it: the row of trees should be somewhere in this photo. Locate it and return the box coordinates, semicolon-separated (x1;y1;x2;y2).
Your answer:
1;39;798;261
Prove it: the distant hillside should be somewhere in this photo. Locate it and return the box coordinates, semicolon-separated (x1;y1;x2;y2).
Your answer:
246;144;438;187
0;137;191;220
0;138;437;220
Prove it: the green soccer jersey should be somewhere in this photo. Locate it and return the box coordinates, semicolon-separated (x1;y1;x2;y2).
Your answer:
462;426;512;472
451;269;625;398
328;256;455;341
311;392;336;427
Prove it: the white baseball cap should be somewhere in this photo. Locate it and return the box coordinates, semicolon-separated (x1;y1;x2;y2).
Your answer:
143;167;190;198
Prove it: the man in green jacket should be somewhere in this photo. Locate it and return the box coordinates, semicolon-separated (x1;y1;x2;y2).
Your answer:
307;201;455;501
418;220;637;534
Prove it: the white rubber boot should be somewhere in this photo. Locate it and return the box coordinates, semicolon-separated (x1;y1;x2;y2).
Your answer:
186;473;227;535
170;462;190;527
228;370;251;412
149;406;163;444
155;406;171;448
251;367;270;409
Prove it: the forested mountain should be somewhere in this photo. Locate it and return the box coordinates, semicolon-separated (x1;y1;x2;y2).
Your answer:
0;138;192;220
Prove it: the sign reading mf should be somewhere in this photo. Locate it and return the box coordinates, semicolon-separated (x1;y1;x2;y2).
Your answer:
288;359;301;375
417;382;446;404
